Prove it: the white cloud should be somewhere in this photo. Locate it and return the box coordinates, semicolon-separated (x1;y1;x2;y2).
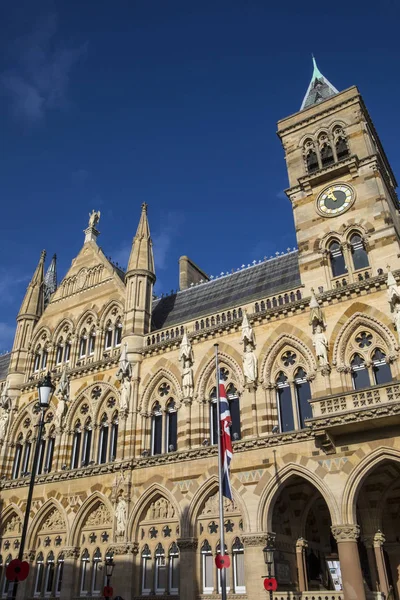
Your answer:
1;13;87;122
0;323;15;353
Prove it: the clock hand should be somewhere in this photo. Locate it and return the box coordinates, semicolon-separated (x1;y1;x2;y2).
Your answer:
326;188;337;201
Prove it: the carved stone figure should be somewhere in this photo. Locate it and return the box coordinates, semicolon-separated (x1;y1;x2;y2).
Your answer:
313;325;329;366
243;346;258;383
88;209;101;228
115;497;127;536
309;289;326;332
54;398;67;429
0;380;10;409
85;504;111;527
56;368;70;401
119;377;131;413
387;268;400;312
179;332;194;398
394;306;400;344
117;344;132;412
146;498;175;520
0;408;9;441
241;311;255;347
43;509;65;531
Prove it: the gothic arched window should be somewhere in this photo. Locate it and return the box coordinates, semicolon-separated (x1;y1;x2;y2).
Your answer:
276;372;295;432
329;241;347;278
114;321;122;347
44;551;55;596
232;537;246;593
64;339;71;363
294;367;312;428
98;414;109;465
226;383;241;441
151;402;163;456
336;137;349;160
82;419;92;466
80;549;90;595
34;552;45;596
79;330;87;358
351;354;370;390
71;421;82;469
201;540;213;594
372;349;392;385
110;413;119;461
55;344;63;365
141;545;152;595
306;149;319;173
1;555;12;597
55;553;64;596
350;234;369;271
320;143;334;167
12;434;23;479
92;548;102;595
168;543;180;594
88;328;96;356
166;400;177;453
34;351;41;372
155;543;166;594
104;322;113;350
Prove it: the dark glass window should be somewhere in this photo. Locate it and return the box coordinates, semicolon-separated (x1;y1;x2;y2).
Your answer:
152;404;162;455
64;342;71;363
166;402;177;452
114;324;122;346
82;426;92;465
41;350;48;370
34;353;41;372
227;384;241;441
351;354;370;390
98;424;109;464
372;349;392;385
336;137;349;160
36;438;46;475
350;234;369;271
105;328;113;349
306;150;319;173
79;336;87;358
56;345;63;364
110;419;118;461
71;429;81;469
294;368;313;428
276;372;295;432
12;443;22;479
320;144;334;167
329;241;347;278
210;394;218;446
45;437;55;473
88;332;96;355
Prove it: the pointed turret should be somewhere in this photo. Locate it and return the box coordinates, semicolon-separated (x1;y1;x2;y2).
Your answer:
44;253;57;306
300;56;339;111
18;250;46;318
126;203;155;277
9;250;46;384
124;204;156;351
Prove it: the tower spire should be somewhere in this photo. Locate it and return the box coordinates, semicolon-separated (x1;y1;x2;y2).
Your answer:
126;203;155;277
18;250;46;318
44;253;57;306
300;55;339;111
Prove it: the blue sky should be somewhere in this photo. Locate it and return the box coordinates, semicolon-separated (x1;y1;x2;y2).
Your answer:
1;0;399;352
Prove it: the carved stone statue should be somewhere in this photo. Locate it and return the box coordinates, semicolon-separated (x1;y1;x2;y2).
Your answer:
54;398;67;429
0;408;9;441
88;210;101;229
179;332;194;398
309;289;326;333
313;325;329;366
241;311;255;347
117;344;132;412
0;380;10;409
387;269;400;311
394;306;400;344
56;368;70;401
243;346;258;383
115;496;127;536
119;377;131;413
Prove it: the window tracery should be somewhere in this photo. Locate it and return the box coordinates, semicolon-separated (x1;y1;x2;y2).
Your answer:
148;380;179;456
209;367;241;444
347;329;393;390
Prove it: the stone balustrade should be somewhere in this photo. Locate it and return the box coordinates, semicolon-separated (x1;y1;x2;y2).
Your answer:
309;381;400;420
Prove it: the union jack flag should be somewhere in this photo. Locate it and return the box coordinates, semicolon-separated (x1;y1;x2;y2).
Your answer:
219;372;233;501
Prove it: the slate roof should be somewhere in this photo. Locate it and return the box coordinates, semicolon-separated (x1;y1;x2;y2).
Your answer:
0;353;11;380
151;251;301;330
301;57;339;111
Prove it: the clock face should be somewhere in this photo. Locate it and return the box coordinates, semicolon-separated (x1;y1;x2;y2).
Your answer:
316;184;354;217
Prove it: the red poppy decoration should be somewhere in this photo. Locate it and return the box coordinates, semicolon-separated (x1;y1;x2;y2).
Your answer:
215;554;231;569
263;577;278;591
6;559;30;582
103;585;113;598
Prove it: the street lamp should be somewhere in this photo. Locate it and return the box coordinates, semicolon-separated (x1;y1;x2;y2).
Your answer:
10;373;55;600
263;539;276;599
105;556;115;598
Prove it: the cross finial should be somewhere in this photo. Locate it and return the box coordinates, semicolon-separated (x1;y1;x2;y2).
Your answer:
141;202;148;212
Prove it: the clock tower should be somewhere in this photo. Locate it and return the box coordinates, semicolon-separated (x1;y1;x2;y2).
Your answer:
277;57;400;294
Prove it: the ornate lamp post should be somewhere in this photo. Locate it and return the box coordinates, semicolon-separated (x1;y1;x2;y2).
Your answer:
104;556;115;598
263;539;276;600
11;373;55;600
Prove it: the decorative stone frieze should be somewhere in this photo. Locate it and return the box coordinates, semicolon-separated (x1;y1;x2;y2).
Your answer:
242;532;275;548
107;542;139;555
177;538;198;551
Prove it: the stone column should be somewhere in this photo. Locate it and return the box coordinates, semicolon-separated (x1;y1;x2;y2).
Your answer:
177;538;198;599
374;531;390;598
179;399;192;449
331;525;366;600
60;547;79;600
362;535;379;592
296;537;308;591
242;532;274;600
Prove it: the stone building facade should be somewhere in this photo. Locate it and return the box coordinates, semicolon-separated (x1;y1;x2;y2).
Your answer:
0;60;400;600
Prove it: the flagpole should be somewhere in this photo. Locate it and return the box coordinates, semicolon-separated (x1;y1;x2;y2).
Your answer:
214;343;227;600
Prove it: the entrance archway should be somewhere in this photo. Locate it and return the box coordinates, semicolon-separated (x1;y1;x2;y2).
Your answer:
270;475;339;592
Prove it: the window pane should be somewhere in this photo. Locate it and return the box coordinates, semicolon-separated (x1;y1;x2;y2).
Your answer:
110;423;118;461
277;385;295;432
35;563;44;595
45;438;55;473
46;562;55;594
295;379;312;428
81;561;89;593
167;411;177;452
152;414;162;455
204;554;213;590
144;558;152;590
330;243;347;278
372;350;392;385
156;558;167;591
56;346;63;364
64;343;71;362
71;432;81;469
171;555;179;590
235;552;245;589
351;235;369;270
13;445;22;478
82;429;92;465
98;427;109;464
115;326;122;346
93;561;102;593
79;338;87;357
229;398;241;441
351;355;370;390
211;402;218;445
22;442;31;474
105;329;113;349
56;561;64;594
